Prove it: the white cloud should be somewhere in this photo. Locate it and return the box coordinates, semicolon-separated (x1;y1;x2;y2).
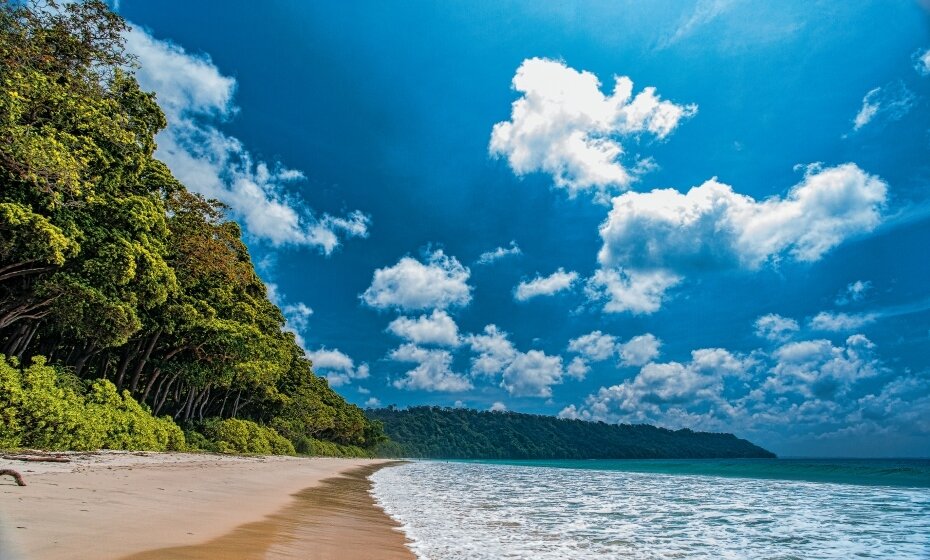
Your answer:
476;241;522;265
361;250;472;311
514;268;579;301
307;348;370;387
753;313;799;342
489;402;508;412
767;335;880;398
387;310;460;347
282;302;313;332
127;27;369;252
490;58;696;201
915;47;930;76
567;330;618;361
266;283;312;349
389;344;472;392
502;350;564;397
851;82;915;132
618;333;662;366
566;357;590;380
585;268;681;314
365;397;381;408
835;280;871;306
809;311;878;332
465;325;565;397
592;164;887;313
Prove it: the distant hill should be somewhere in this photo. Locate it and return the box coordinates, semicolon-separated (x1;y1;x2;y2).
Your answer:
367;406;775;459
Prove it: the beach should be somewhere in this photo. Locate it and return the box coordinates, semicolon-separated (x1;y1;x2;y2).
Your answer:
0;452;413;560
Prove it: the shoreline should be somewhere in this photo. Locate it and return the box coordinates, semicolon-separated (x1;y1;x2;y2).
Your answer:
0;452;413;560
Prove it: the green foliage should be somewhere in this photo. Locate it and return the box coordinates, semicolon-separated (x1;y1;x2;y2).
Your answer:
368;407;776;460
202;418;295;456
0;354;185;451
0;0;387;457
293;436;373;458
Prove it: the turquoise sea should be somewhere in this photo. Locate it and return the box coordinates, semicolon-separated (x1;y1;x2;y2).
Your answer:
370;458;930;559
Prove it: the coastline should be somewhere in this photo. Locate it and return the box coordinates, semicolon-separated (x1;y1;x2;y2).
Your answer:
0;452;413;560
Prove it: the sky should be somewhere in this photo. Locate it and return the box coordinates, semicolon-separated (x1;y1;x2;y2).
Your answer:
114;0;930;457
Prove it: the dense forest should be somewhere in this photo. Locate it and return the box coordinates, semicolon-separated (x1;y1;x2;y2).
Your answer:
368;407;776;459
0;1;384;455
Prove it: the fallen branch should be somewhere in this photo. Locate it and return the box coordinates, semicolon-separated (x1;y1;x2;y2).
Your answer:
2;454;70;463
0;469;26;486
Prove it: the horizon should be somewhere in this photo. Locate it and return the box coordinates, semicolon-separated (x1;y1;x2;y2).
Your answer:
114;0;930;458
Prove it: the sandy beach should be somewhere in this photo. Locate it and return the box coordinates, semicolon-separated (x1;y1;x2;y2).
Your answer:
0;452;414;560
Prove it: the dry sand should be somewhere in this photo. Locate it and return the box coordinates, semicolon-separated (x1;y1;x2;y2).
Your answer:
0;452;414;560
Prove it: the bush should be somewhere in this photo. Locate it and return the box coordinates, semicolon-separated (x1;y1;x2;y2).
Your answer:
0;355;186;451
202;418;295;456
294;435;372;458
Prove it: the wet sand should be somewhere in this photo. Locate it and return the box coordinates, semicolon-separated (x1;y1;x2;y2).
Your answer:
124;463;413;560
0;452;413;560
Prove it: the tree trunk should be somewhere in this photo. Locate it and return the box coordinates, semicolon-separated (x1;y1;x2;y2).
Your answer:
129;329;161;394
153;375;177;416
114;340;141;389
141;368;162;403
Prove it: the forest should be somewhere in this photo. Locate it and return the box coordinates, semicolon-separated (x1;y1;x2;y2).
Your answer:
0;1;384;455
368;407;776;459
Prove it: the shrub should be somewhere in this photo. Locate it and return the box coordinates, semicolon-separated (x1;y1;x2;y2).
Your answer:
203;418;295;456
0;354;186;452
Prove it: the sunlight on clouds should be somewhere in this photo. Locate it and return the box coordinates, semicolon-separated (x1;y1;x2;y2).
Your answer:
466;325;566;397
389;344;472;392
490;58;696;201
514;268;578;301
754;314;800;342
590;163;887;314
126;26;369;252
387;310;461;347
306;348;370;387
361;250;472;311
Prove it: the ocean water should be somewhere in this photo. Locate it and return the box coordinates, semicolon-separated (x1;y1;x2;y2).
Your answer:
369;459;930;559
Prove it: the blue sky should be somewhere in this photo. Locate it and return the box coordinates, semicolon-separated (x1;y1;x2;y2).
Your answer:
117;0;930;457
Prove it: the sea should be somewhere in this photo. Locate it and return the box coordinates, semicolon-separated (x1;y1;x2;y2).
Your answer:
369;458;930;559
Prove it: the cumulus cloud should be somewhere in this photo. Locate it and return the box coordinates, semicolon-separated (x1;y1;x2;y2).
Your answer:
490;58;696;200
387;310;460;347
566;356;590;380
851;82;915;132
591;163;887;313
754;313;799;342
361;250;472;311
567;330;619;361
809;311;878;332
389;343;472;392
266;283;312;349
835;280;871;306
489;402;508;412
364;397;381;408
558;316;914;449
307;348;370;387
514;268;579;301
476;241;522;265
618;333;662;366
465;325;565;397
584;268;681;314
126;27;368;252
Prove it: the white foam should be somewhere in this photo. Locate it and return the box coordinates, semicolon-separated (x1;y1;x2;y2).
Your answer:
370;462;930;559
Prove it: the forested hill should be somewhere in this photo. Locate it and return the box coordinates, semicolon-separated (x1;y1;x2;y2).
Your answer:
367;407;775;459
0;1;383;455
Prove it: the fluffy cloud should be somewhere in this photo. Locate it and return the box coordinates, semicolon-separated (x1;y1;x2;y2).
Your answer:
476;241;522;265
387;310;460;347
489;402;508;412
566;357;590;380
567;330;618;361
591;164;887;313
307;348;370;387
835;280;871;306
389;344;472;392
490;58;696;200
364;397;381;408
465;325;565;397
618;333;662;366
361;250;472;311
584;268;681;314
557;320;917;451
753;313;799;342
126;27;369;252
809;311;877;332
266;283;312;349
514;268;579;301
851;82;915;132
